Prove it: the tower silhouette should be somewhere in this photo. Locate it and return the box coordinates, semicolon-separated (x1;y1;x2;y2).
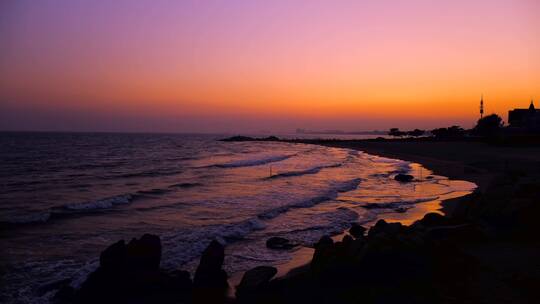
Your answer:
480;94;484;119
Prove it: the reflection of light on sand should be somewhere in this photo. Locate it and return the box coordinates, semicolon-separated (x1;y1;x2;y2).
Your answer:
222;159;477;299
227;246;315;298
378;190;473;225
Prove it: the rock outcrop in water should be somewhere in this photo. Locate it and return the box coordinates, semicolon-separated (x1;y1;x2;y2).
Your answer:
394;173;414;182
220;136;280;142
265;237;298;250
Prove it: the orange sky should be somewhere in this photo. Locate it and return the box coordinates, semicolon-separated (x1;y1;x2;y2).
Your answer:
1;0;539;132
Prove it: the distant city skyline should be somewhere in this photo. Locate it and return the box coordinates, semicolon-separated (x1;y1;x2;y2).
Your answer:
1;0;539;133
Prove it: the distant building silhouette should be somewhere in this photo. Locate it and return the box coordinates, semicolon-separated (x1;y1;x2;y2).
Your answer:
508;100;540;131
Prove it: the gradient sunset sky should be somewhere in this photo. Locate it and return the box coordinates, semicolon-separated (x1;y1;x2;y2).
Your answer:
1;0;539;133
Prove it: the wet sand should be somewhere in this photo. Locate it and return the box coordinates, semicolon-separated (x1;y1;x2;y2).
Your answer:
287;139;540;210
259;139;540;297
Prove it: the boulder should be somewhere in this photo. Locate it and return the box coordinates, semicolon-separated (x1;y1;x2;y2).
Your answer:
99;240;126;270
193;240;228;289
311;235;335;271
126;234;162;271
193;240;228;303
395;174;414;182
368;220;404;238
349;223;367;239
416;212;451;228
236;266;277;294
342;234;354;246
236;266;277;303
337;234;361;257
75;234;182;303
266;236;298;250
220;136;255;142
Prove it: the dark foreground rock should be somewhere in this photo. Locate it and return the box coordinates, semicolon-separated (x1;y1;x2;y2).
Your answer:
236;266;277;302
69;234;192;304
348;223;366;239
193;240;229;302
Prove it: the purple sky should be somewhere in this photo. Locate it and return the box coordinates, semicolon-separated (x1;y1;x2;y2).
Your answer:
1;0;539;133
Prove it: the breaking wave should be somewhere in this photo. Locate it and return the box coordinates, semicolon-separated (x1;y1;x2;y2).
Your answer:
266;163;342;179
63;194;134;211
258;178;362;220
161;218;266;270
213;154;293;168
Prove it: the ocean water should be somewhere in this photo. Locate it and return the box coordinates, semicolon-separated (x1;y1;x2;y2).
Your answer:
0;132;476;303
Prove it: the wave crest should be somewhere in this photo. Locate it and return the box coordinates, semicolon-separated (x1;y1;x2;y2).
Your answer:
213;154;293;168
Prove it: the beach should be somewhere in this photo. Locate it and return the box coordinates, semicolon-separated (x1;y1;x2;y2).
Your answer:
272;138;540;303
217;138;540;303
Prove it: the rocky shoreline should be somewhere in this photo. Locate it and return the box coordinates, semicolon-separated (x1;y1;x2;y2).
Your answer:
50;170;540;303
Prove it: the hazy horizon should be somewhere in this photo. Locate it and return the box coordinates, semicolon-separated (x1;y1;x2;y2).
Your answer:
1;0;539;133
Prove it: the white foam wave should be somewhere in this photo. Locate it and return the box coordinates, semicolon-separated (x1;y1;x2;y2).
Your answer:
361;196;439;210
258;178;362;219
160;218;266;271
64;194;133;211
214;154;293;168
267;163;341;179
1;212;51;224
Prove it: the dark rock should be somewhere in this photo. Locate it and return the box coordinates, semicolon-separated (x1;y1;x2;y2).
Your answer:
266;236;298;250
75;234;181;303
368;220;404;238
168;270;192;291
220;135;280;142
395;174;414;182
338;234;361;257
342;234;354;246
315;235;334;248
236;266;277;295
126;234;162;271
427;223;487;242
395;207;407;213
193;240;228;290
416;212;451;228
349;223;367;239
193;240;228;303
220;135;255;142
97;233;161;273
311;235;335;271
99;240;126;270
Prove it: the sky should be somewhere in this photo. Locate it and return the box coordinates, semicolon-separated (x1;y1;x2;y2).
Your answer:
1;0;539;133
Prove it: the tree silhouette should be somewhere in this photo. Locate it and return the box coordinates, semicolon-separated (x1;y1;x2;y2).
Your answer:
431;126;465;139
407;129;425;137
388;128;405;137
473;114;503;137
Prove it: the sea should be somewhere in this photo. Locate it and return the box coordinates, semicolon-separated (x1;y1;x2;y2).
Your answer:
0;132;476;303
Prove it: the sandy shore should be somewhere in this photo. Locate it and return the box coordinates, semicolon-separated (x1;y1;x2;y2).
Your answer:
289;139;540;211
259;141;489;282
